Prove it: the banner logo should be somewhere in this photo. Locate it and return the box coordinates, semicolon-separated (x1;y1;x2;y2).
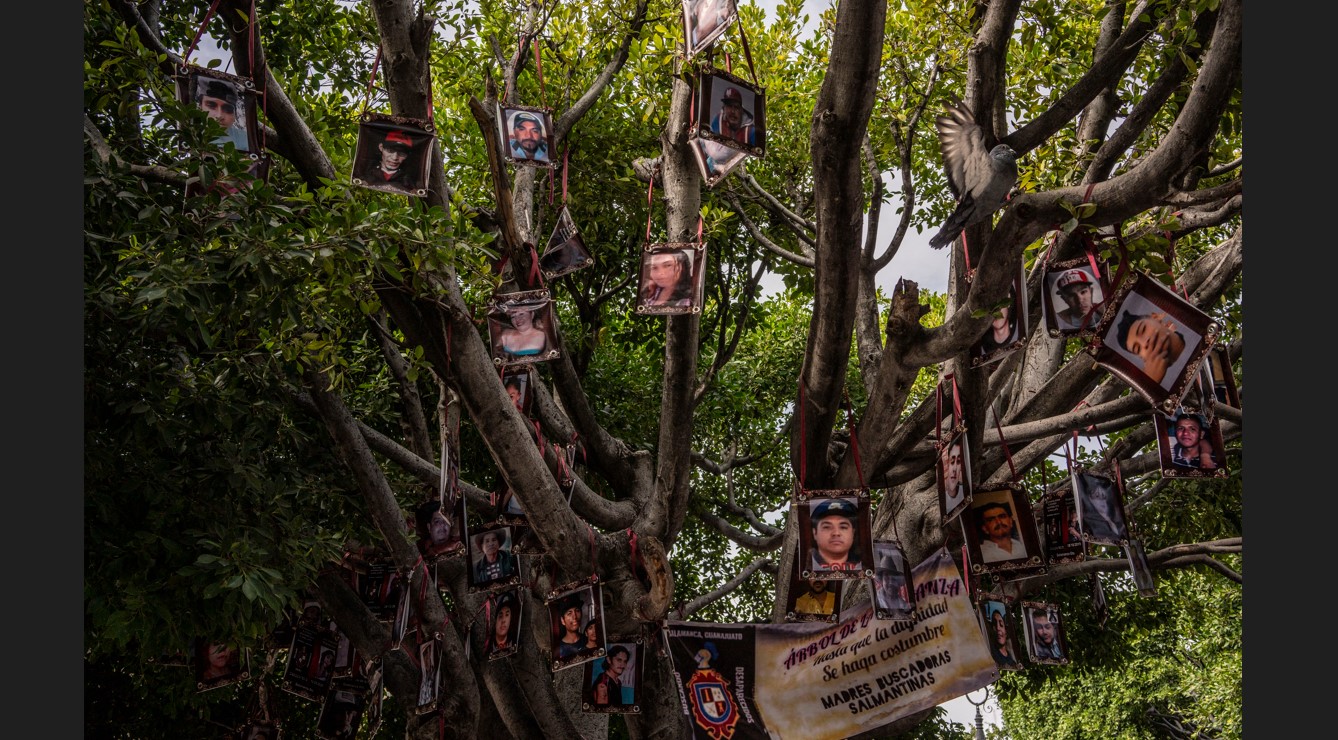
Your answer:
686;644;738;740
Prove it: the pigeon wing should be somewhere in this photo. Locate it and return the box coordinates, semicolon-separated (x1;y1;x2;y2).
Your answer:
935;101;989;201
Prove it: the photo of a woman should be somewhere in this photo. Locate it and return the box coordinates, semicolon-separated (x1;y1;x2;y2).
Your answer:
639;249;695;308
488;292;559;365
979;600;1021;670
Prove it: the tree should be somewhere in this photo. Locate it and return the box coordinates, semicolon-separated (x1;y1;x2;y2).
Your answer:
84;0;1242;738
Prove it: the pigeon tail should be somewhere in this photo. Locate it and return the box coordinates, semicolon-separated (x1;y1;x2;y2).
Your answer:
928;194;976;249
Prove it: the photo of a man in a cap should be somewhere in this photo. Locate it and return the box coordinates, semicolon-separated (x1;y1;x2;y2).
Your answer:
191;76;250;151
506;109;550;163
1050;266;1104;330
355;127;420;190
709;85;758;147
551;591;590;661
808;497;863;572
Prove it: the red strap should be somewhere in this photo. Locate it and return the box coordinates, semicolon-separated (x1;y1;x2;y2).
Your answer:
950;375;963;423
533;38;547;108
626;528;640;574
697;214;704;245
842;387;866;489
797;379;807;486
527;243;543;286
935;379;944;448
645;177;655;243
992;408;1017;482
361;47;383;116
960;231;973;275
184;0;226;65
736;16;760;87
725;52;732;75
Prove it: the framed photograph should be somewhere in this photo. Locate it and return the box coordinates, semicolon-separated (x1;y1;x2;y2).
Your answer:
496;103;555;168
977;598;1023;671
351;112;435;197
1203;344;1241;409
689;136;748;187
1041;485;1086;565
1042;258;1111;337
1021;601;1069;665
414;494;466;561
970;267;1028;367
961;484;1045;576
235;719;281;740
1125;538;1158;597
1071;468;1130;546
194;640;249;692
391;578;412;646
540;206;594;279
872;540;916;621
795;488;875;579
682;0;738;60
282;622;338;701
363;661;385;738
691;67;766;158
785;550;843;623
483;588;523;661
937;431;972;525
414;634;440;713
582;635;644;713
467;524;522;593
635;243;707;316
547;579;606;672
315;678;368;740
1154;408;1227;478
1089;270;1219;413
329;622;357;678
502;366;533;416
488;290;560;365
175;65;259;158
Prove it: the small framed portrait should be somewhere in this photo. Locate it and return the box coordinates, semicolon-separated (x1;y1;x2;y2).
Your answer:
235;719;281;740
194;640;249;692
977;598;1023;671
785;550;843;622
1041;485;1086;565
1124;538;1158;597
351;112;435;197
329;623;357;678
502;366;533;416
691;68;766;158
315;680;367;740
1021;601;1069;665
363;662;385;738
414;635;440;713
1089;270;1219;413
636;243;707;316
357;559;404;621
1042;258;1111;337
872;540;916;621
467;524;522;593
582;635;644;713
547;579;606;671
970;268;1028;367
690;136;748;187
1155;408;1228;478
483;588;523;661
937;431;972;525
488;290;560;365
1071;468;1130;546
175;65;259;158
414;494;466;561
682;0;738;60
540;206;593;279
962;484;1044;576
1202;344;1240;409
282;622;338;701
796;488;875;580
496;103;555;168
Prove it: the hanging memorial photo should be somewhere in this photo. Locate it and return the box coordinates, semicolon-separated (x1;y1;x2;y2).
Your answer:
795;488;875;579
961;484;1044;577
488;290;560;365
582;635;643;713
467;524;521;593
502;366;532;415
540;206;594;279
351;113;434;197
547;579;606;671
1125;538;1158;597
977;598;1023;671
937;431;972;525
363;661;385;737
328;621;357;678
497;104;555;167
315;677;368;740
282;621;338;701
871;540;916;621
1042;258;1111;336
692;68;766;158
785;549;843;622
690;136;748;187
483;588;523;661
1154;408;1227;478
414;633;440;713
970;268;1028;367
194;640;249;692
175;65;259;157
682;0;738;60
1203;344;1240;408
1071;468;1130;546
1022;601;1069;665
1089;270;1218;413
635;243;706;316
1041;484;1086;565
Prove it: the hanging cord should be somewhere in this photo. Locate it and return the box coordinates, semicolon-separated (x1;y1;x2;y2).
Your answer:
960;231;974;278
841;387;866;489
644;177;656;243
586;525;598;579
533;37;548;109
1039;226;1062;266
934;378;944;449
951;374;964;427
1164;228;1190;300
626;528;643;579
991;403;1018;482
796;379;808;486
697;214;704;245
526;242;543;288
734;14;761;87
183;0;226;65
360;47;384;116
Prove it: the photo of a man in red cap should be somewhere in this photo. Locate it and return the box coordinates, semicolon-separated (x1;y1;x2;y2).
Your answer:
709;85;758;147
1050;266;1105;330
353;124;427;194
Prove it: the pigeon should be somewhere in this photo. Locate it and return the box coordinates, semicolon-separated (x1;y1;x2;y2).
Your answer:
928;101;1018;249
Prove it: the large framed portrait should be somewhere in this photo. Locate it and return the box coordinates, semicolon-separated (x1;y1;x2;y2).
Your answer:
540;206;593;279
467;524;522;593
691;67;766;158
635;243;706;316
496;103;555;168
785;551;844;623
976;598;1023;671
682;0;738;60
937;431;972;525
488;290;560;365
547;578;606;672
351;112;435;197
315;678;368;740
1042;257;1111;337
1041;484;1086;565
1089;270;1219;413
483;588;523;661
582;634;644;714
1021;601;1069;665
175;65;260;158
970;267;1028;367
1155;408;1228;478
194;640;249;692
795;488;875;580
1071;468;1130;546
961;484;1044;576
690;136;748;187
871;540;916;621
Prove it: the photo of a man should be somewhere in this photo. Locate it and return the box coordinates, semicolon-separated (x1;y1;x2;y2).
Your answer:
696;72;766;155
683;0;737;57
1026;605;1067;663
548;585;602;669
975;500;1027;563
352;118;432;196
792;577;838;617
499;107;553;165
872;541;914;618
470;527;519;589
938;436;970;521
192;76;250;151
807;497;864;573
1047;265;1107;332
